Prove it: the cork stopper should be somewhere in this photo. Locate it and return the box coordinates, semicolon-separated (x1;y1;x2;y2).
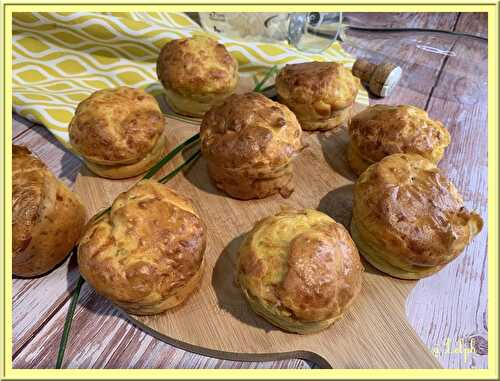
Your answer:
352;58;402;97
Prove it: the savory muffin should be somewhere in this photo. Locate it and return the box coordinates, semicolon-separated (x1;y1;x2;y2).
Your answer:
275;61;360;131
238;208;363;334
12;145;86;277
157;35;239;117
200;92;303;200
348;105;451;176
77;180;206;315
351;154;483;279
69;87;167;179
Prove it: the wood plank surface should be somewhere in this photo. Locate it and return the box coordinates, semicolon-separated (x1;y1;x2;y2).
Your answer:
11;12;488;369
12;113;34;140
13;282;311;369
406;12;489;369
342;12;460;108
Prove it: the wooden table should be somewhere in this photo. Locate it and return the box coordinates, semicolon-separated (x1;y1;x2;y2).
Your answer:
12;12;488;369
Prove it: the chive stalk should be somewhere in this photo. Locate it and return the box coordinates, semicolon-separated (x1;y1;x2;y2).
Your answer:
253;65;278;92
55;275;84;368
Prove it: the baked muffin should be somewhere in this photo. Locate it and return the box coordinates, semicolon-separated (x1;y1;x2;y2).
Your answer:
78;180;206;315
12;145;86;277
200;92;303;200
157;35;239;117
351;154;483;280
275;61;360;131
238;208;363;334
69;87;167;179
348;105;451;176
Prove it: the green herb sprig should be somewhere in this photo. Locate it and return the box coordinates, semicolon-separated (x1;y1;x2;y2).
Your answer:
158;149;200;184
253;65;278;93
55;275;84;368
144;133;200;180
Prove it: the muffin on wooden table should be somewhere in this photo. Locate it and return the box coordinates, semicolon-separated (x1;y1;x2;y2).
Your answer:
351;153;483;280
348;104;451;176
78;180;206;315
157;35;239;117
12;145;86;277
275;61;360;131
238;208;363;334
69;87;167;179
200;92;303;200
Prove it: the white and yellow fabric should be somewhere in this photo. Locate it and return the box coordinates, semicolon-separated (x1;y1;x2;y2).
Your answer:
13;12;369;147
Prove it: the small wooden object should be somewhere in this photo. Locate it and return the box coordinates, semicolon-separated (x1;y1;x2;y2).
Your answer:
352;58;402;97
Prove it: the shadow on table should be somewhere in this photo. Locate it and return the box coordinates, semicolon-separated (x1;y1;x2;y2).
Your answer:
211;232;280;333
181;151;225;198
316;129;357;183
317;184;354;228
16;123;82;185
317;186;394;277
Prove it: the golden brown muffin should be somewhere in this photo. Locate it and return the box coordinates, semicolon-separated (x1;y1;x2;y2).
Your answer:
348;105;451;176
275;61;360;131
69;87;167;179
200;92;303;200
351;154;483;280
238;208;363;334
157;35;239;117
77;180;206;315
12;145;86;277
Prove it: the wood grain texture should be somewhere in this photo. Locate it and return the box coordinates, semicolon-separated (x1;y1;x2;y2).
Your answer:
345;12;460;29
344;12;488;368
343;12;460;108
13;282;310;369
406;12;489;369
13;114;34;139
11;12;488;369
71;112;440;369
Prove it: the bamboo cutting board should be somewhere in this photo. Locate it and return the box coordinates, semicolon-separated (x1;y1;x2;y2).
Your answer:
74;79;441;369
73;121;442;369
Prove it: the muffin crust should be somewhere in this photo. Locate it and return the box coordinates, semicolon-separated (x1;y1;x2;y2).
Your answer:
200;92;303;200
351;154;483;279
78;180;206;315
13;145;86;277
238;208;363;333
157;35;239;117
69;87;167;178
276;62;360;131
348;105;450;175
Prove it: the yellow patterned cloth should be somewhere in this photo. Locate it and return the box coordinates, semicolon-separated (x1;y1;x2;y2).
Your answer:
13;12;368;147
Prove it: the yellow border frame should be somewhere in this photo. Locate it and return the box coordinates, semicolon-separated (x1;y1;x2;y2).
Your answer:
1;2;498;380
